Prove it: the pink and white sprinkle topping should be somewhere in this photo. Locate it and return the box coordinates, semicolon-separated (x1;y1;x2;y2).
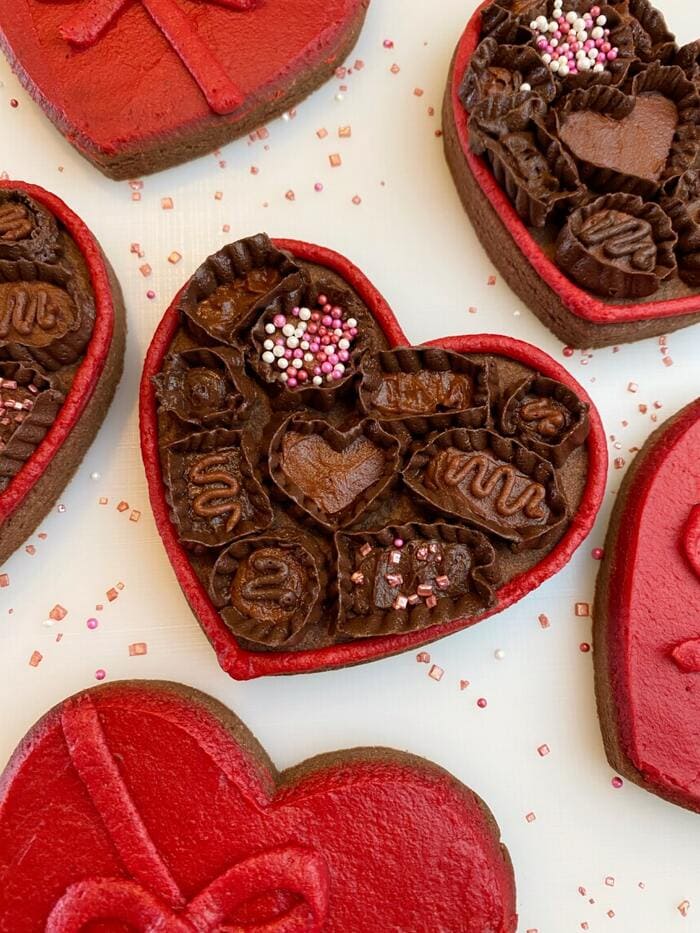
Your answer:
528;0;619;80
258;293;358;389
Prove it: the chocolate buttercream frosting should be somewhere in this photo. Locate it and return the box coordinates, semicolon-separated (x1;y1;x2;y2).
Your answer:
154;235;591;652
462;0;700;302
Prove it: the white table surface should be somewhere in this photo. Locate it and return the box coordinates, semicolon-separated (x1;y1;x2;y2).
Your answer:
1;1;699;930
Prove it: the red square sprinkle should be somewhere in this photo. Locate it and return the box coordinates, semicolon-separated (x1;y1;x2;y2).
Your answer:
29;650;42;668
129;642;148;657
0;574;9;588
139;263;152;277
117;501;129;512
161;197;174;210
428;665;444;681
537;744;550;757
106;588;118;602
416;651;430;664
316;128;328;139
329;153;342;167
49;604;67;621
168;251;182;265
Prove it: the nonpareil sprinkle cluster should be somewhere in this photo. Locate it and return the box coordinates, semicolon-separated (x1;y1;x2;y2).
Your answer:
529;2;620;79
258;294;358;388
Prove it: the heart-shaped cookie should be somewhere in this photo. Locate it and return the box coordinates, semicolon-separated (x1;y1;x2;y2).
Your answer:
0;0;371;179
140;234;606;679
0;180;124;565
444;0;700;348
0;680;518;931
594;397;700;813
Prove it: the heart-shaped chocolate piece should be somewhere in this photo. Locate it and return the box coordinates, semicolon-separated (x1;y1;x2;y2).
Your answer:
269;416;400;531
0;181;124;565
594;397;700;813
0;681;518;931
445;0;700;348
0;0;371;178
140;235;606;678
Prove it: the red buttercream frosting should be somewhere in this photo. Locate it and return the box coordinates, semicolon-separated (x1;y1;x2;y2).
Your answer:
450;1;700;326
0;180;115;524
603;398;700;808
0;681;518;931
139;238;607;679
0;0;368;156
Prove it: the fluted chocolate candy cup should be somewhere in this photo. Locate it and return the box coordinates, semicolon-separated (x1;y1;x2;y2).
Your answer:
336;522;498;638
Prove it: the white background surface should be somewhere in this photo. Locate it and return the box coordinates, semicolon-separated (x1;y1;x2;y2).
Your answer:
0;1;699;930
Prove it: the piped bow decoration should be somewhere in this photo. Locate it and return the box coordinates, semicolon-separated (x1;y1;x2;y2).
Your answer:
39;0;265;113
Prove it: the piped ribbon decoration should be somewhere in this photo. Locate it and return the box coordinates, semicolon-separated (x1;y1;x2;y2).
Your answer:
40;0;264;114
54;695;330;931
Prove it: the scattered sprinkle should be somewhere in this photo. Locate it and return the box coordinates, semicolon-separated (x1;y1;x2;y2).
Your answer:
49;605;67;622
428;664;444;681
575;602;590;617
129;642;148;657
29;650;42;667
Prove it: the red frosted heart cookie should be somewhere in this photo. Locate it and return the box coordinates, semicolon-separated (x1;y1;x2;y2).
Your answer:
594;397;700;812
0;0;371;179
0;680;518;931
444;0;700;348
0;180;124;565
140;234;607;678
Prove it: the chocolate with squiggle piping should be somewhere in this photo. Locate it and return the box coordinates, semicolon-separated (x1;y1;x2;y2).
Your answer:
661;170;700;286
555;192;677;298
404;428;568;550
359;346;494;436
0;259;95;371
153;346;256;429
607;0;677;63
675;41;700;89
180;233;307;346
336;522;498;638
469;94;584;227
500;374;590;466
210;532;325;647
164;428;273;548
0;190;59;263
0;361;64;492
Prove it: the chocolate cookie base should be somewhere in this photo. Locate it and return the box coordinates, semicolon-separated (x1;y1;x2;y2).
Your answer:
442;56;700;350
0;259;126;566
4;5;368;181
593;407;700;814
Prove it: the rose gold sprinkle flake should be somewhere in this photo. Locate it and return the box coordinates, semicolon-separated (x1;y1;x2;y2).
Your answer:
117;501;129;513
487;275;497;286
49;605;67;622
129;510;141;523
468;306;477;314
214;191;223;200
627;381;638;393
386;573;403;588
428;106;435;116
316;128;328;139
578;887;587;897
425;595;438;609
607;910;615;918
56;633;63;643
250;166;259;175
678;900;691;917
168;251;182;265
0;574;8;587
329;153;342;167
352;195;362;205
129;180;143;191
413;87;424;97
38;532;47;541
29;650;42;668
638;881;645;889
359;543;372;558
223;224;231;233
581;924;589;931
408;594;421;605
117;582;125;591
285;190;296;202
525;812;536;823
526;929;539;933
351;571;365;585
605;876;615;887
256;127;269;140
614;457;626;469
538;613;550;629
537;744;550;757
416;651;430;664
129;642;148;657
161;197;174;210
460;679;470;690
99;497;108;506
106;588;118;602
139;263;152;277
428;664;444;681
96;604;104;611
575;602;590;617
354;59;364;70
338;125;351;138
335;66;347;79
663;356;674;367
131;192;141;202
390;63;400;74
417;584;433;597
25;545;36;556
130;243;143;256
435;575;450;589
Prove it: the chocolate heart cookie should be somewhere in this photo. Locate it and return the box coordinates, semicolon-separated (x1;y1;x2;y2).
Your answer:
0;181;124;565
141;234;607;679
445;0;700;347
